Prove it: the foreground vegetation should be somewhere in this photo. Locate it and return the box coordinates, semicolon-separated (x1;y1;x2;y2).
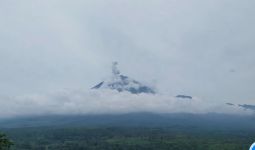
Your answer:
1;126;254;150
0;133;13;150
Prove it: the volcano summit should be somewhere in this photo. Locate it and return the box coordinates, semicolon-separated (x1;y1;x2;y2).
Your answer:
92;62;156;94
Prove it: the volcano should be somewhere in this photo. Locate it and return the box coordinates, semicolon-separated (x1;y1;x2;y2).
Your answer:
92;62;156;94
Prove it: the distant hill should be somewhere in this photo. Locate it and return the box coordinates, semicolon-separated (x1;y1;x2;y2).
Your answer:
1;113;254;130
238;104;255;111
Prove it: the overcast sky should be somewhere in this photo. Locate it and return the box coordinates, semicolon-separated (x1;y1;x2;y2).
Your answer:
0;0;255;104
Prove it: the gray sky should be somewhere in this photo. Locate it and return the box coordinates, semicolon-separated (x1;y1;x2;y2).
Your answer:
0;0;255;104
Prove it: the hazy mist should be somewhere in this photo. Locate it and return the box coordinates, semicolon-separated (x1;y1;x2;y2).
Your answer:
0;0;255;118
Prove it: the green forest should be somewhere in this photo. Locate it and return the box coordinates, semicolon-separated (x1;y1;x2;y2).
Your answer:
1;127;254;150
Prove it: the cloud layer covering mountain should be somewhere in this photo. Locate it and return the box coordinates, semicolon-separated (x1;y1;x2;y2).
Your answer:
0;0;255;105
0;89;252;119
0;0;255;120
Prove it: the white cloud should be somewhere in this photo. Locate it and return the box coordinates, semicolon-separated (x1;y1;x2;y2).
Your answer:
0;89;251;118
0;0;255;103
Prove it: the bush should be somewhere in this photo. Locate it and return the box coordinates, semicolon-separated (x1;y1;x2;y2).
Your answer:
0;133;13;150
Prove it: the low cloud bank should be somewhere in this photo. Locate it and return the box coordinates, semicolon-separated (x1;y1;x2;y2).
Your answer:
0;89;252;118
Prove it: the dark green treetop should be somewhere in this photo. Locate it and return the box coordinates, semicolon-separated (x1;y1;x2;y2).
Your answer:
0;133;13;150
